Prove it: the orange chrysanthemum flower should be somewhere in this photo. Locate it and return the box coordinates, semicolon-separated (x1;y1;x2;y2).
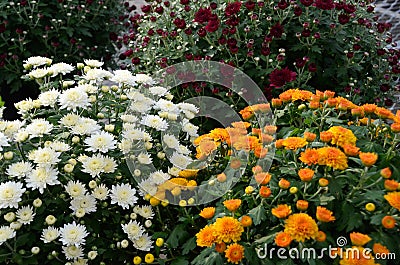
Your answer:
272;98;283;107
196;225;217;247
215;242;226;253
373;243;390;255
309;101;320;109
362;104;377;114
284;213;319;242
209;128;230;142
316;206;335;222
252;165;263;174
298;168;315;182
359;152;378;167
316;231;326;242
296;200;309;211
339;246;378;265
384;191;400;211
231;121;251;129
264;125;278;134
375;107;394;119
325;97;338;107
278;178;291;189
239;107;254;120
319;178;329;187
240;215;252;227
299;148;319;166
275;232;292;247
223;199;242;212
351;107;364;117
319;131;334;143
384;179;399;191
259;186;272;198
213;217;244;243
178;169;199;178
279;89;313;102
225;243;245;264
350;232;371;246
342;144;360;156
254;172;272;185
282;137;308;150
254;145;269;158
391;123;400;133
272;204;292;219
317;147;348;170
381;215;396;229
275;139;284;149
327;126;357;148
304;132;317;142
199;207;216;219
380;167;392;178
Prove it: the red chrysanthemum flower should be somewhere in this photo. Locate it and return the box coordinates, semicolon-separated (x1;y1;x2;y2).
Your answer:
269;67;297;88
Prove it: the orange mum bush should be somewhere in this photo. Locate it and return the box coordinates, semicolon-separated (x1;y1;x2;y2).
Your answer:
284;213;319;242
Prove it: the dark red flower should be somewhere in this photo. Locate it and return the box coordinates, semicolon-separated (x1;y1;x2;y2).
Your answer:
173;18;186;29
197;28;207;37
210;2;218;9
269;67;297;88
109;32;118;41
184;28;193;35
205;19;220;32
300;0;313;7
194;8;211;23
184;5;191;11
226;17;240;26
227;38;237;47
380;84;390;92
302;29;311;37
261;47;271;56
353;44;361;51
294;6;303;16
141;5;151;13
308;63;317;72
315;0;334;10
377;49;385;56
245;0;256;10
278;0;289;10
385;98;393;107
346;52;354;58
229;46;239;54
344;4;356;13
225;2;241;17
0;23;6;33
180;0;189;4
366;5;374;13
218;36;227;45
270;23;284;38
338;14;350;24
295;58;306;68
155;6;164;14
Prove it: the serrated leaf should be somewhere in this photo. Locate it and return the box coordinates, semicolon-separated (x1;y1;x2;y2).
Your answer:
166;224;189;248
181;237;196;255
319;195;335;205
171;257;189;265
248;205;266;226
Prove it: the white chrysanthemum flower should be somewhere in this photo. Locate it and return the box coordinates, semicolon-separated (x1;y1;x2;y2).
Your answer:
0;181;26;209
178;102;198;113
26;166;60;194
59;87;90;111
77;84;97;94
48;62;74;76
59;221;88;247
149;86;168;96
134;74;153;84
28;68;49;79
63;245;84;260
132;233;153;251
141;115;168;131
6;162;33;178
155;99;179;113
60;113;81;127
38;89;60;106
162;134;180;149
92;184;109;200
138;179;157;196
118;139;132;154
14;99;34;114
120;114;138;123
65;180;87;198
110;183;137;209
138;206;154;219
0;132;9;151
137;153;152;165
177;145;191;155
72;258;88;265
129;99;154;113
83;69;113;81
122;128;145;141
41;226;59;243
70;194;97;214
111;70;136;85
84;131;117;153
0;225;16;245
103;156;117;173
81;154;106;177
16;205;35;225
182;120;199;137
23;56;52;68
84;59;104;68
168;167;181;177
149;171;170;185
29;147;60;165
2;120;25;138
71;118;101;135
25;118;53;138
170;152;192;169
49;140;71;152
126;90;146;101
121;220;144;240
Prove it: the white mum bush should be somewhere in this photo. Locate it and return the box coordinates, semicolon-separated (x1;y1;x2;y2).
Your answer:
0;58;199;264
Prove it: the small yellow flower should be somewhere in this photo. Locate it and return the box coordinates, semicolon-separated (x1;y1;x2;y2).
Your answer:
289;187;298;194
245;186;255;194
145;253;154;264
365;203;375;212
179;200;187;207
156;238;164;247
133;256;142;265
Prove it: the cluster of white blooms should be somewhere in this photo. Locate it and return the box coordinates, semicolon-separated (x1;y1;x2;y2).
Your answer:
0;57;198;261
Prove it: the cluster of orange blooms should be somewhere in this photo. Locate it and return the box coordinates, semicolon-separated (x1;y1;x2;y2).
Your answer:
271;89;400;132
196;199;251;264
193;120;274;160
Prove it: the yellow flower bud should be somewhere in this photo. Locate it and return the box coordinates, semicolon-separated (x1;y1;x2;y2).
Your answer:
245;186;255;194
365;203;375;212
145;253;154;264
156;238;164;247
133;256;142;265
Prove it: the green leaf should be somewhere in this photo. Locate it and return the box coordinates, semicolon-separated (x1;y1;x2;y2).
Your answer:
248;205;266;226
171;257;189;265
319;195;335;205
166;224;189;248
181;237;196;255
